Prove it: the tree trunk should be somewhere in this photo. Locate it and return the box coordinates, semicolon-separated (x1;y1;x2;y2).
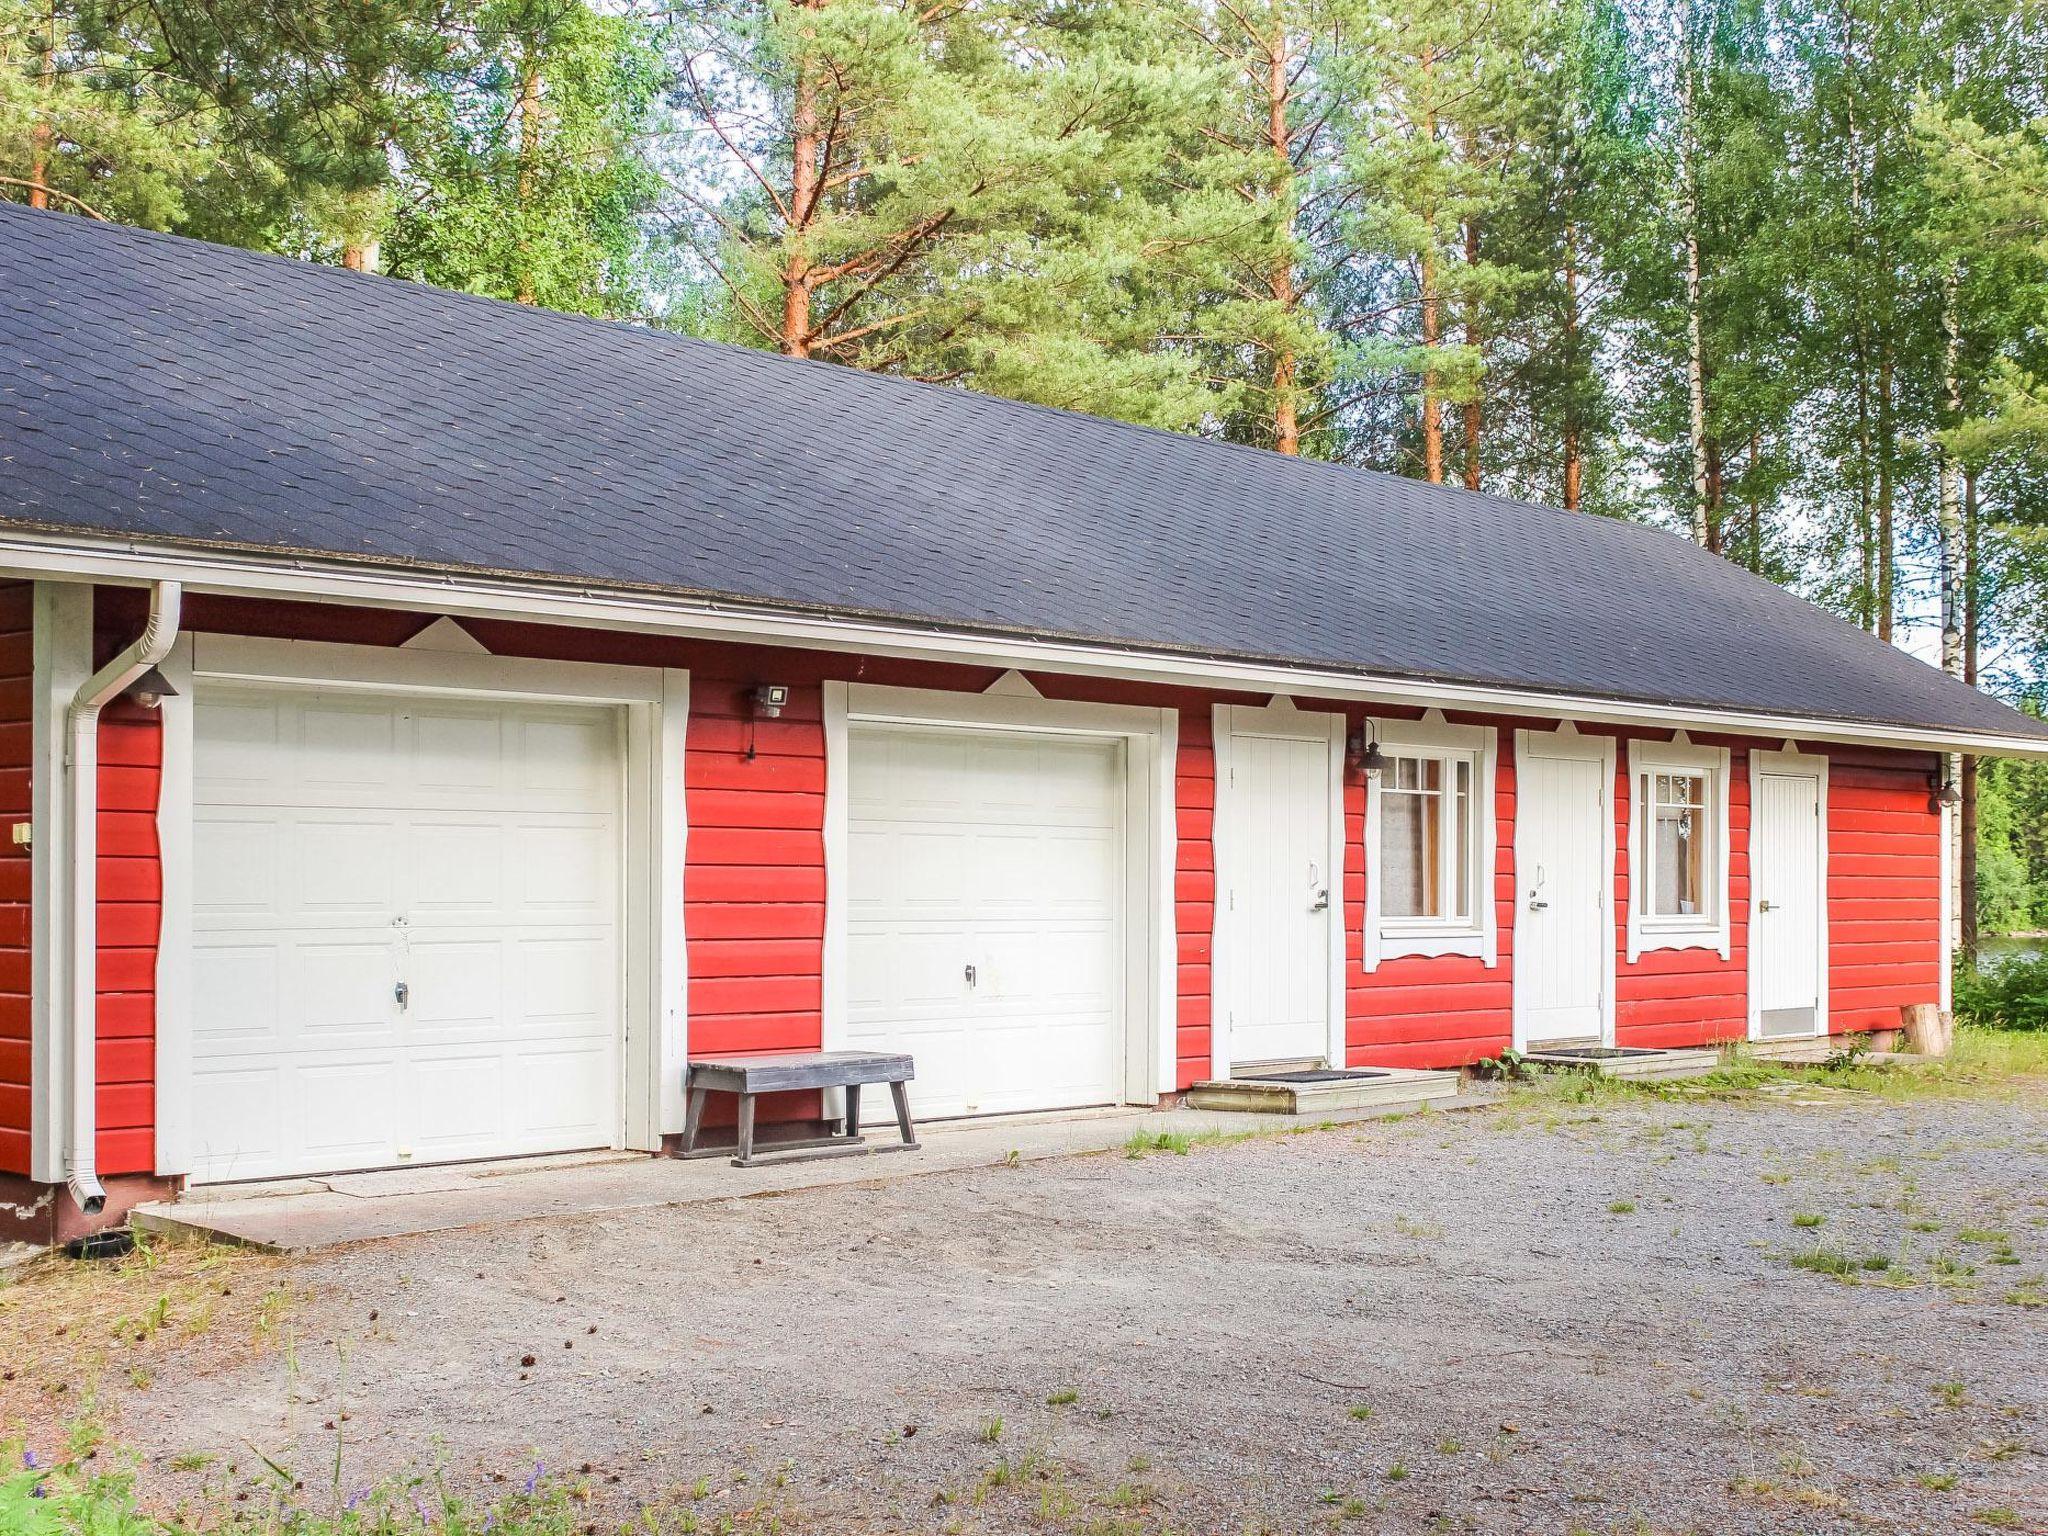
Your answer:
780;2;825;359
28;0;55;210
1418;45;1442;485
1746;430;1763;571
1937;261;1966;959
1267;29;1299;456
514;54;543;306
1420;242;1443;483
1462;216;1482;491
1876;342;1896;640
1961;467;1980;961
1703;435;1723;553
1561;235;1583;511
1680;61;1711;547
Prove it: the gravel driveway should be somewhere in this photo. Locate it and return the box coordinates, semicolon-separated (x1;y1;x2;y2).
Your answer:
33;1086;2048;1533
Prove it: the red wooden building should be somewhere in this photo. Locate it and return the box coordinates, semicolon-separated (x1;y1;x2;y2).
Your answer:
3;208;2043;1241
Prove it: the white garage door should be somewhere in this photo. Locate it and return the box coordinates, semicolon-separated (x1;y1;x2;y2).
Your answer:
845;723;1124;1120
189;684;622;1183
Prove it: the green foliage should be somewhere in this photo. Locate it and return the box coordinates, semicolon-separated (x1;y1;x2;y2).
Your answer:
1954;953;2048;1032
0;1442;597;1536
385;0;664;316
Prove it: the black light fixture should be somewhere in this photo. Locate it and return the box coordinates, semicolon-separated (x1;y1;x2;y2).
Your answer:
744;683;791;762
125;666;178;710
1347;721;1387;778
1928;767;1961;812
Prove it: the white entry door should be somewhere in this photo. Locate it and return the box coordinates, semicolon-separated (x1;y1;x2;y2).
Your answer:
1515;734;1612;1047
1224;724;1337;1067
1752;761;1825;1038
844;724;1125;1120
190;684;623;1182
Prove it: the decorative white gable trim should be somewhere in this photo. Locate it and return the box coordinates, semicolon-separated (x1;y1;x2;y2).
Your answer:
400;615;491;653
982;669;1043;698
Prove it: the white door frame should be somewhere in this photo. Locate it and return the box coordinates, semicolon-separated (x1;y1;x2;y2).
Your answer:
1511;726;1617;1050
1210;699;1347;1080
821;681;1178;1105
1746;747;1830;1041
155;629;688;1178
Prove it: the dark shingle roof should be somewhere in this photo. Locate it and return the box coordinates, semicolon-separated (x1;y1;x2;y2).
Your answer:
1;205;2039;744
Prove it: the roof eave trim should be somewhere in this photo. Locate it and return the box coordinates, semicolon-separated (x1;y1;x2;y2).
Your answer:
2;528;2043;760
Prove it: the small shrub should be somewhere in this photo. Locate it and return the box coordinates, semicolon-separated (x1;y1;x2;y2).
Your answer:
1953;954;2048;1032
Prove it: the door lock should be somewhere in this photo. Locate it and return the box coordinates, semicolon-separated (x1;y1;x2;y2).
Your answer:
1528;896;1549;911
964;963;977;989
394;980;410;1011
1759;900;1775;913
1309;888;1330;912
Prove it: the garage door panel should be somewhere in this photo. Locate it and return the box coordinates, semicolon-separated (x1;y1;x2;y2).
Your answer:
845;723;1125;1122
410;822;505;909
517;936;614;1024
297;819;398;912
510;1045;610;1138
191;683;622;1183
300;702;399;789
193;816;278;912
192;943;281;1047
404;1051;504;1151
292;939;400;1042
413;710;506;792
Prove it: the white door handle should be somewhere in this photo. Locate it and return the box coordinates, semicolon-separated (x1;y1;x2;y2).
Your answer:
1528;896;1548;911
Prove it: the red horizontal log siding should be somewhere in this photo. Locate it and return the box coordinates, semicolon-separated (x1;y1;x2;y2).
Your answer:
1827;748;1942;1034
57;590;1950;1169
91;594;165;1174
1613;737;1751;1051
0;584;31;1174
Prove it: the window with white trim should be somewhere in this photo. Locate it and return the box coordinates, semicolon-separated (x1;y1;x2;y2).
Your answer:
1380;751;1476;927
1364;719;1499;970
1625;739;1731;960
1641;769;1710;920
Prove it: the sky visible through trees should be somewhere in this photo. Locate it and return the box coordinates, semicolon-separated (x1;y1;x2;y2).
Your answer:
6;0;2048;927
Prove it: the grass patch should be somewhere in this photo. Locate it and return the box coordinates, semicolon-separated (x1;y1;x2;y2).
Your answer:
1917;1471;1960;1491
1607;1199;1636;1214
1792;1213;1825;1229
1046;1388;1078;1407
1500;1028;2048;1116
1347;1404;1373;1422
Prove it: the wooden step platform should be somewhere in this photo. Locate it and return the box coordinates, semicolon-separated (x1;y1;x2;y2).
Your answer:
1185;1066;1462;1116
1522;1045;1722;1081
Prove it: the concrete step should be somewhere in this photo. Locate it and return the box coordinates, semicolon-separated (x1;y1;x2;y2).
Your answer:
1523;1046;1722;1082
1185;1067;1462;1116
1745;1036;1841;1064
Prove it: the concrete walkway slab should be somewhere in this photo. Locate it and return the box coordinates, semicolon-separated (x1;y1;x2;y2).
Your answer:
132;1095;1478;1252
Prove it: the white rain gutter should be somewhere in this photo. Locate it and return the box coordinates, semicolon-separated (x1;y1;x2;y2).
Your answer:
0;529;2044;761
64;580;181;1215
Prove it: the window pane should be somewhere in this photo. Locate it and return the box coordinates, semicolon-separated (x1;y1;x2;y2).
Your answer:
1381;782;1441;919
1453;776;1471;920
1646;771;1708;917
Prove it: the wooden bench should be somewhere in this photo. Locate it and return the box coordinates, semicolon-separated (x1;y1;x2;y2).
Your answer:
678;1051;920;1168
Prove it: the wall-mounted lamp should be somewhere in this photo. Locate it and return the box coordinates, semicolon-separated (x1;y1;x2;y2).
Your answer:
744;683;791;761
125;666;179;711
1346;721;1387;778
1928;768;1962;813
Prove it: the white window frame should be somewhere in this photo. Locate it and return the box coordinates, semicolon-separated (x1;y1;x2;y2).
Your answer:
1625;737;1731;963
1364;716;1499;971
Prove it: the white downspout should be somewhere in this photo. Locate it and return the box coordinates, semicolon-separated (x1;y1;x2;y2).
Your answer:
65;581;181;1215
